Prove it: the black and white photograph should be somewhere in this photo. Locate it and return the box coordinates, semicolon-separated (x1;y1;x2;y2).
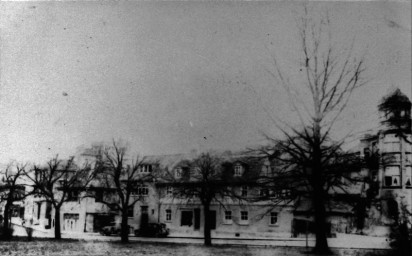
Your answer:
0;1;411;255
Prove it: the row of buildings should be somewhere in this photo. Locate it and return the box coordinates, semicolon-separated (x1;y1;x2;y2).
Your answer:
1;89;411;239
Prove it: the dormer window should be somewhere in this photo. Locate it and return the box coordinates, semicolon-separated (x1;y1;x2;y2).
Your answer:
234;164;243;176
240;211;249;225
261;165;270;177
138;185;149;196
166;186;173;195
175;168;183;178
140;165;152;173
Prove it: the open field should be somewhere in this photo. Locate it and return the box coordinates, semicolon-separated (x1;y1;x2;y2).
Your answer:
0;239;394;256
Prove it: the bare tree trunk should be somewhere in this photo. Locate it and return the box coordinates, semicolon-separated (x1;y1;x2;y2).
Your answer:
312;184;330;254
203;203;212;246
120;210;129;243
2;199;12;240
54;207;61;239
312;121;330;254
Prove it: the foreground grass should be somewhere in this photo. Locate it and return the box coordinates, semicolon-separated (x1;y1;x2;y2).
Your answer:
0;239;393;256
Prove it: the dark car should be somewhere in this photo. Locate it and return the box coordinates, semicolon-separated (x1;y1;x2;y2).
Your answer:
134;223;169;237
100;223;120;236
100;223;132;236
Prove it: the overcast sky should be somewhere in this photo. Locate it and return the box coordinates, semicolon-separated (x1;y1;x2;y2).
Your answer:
0;1;410;163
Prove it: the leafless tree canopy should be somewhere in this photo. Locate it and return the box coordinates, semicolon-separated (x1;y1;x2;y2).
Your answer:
256;6;368;254
160;153;243;246
0;162;27;239
92;140;158;243
23;156;93;239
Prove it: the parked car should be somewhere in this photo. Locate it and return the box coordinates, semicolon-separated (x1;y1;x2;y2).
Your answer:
134;223;169;237
100;223;132;236
100;223;120;236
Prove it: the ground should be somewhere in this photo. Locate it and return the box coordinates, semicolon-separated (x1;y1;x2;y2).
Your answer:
0;239;393;256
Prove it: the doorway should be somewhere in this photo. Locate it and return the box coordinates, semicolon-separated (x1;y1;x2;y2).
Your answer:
194;209;200;230
141;206;149;228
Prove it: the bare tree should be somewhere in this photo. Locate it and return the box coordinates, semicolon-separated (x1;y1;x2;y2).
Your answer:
23;156;93;239
0;162;27;240
93;140;156;243
159;153;240;246
258;7;368;254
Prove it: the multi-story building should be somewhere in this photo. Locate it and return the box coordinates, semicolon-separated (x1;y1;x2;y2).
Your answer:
357;89;412;236
5;89;411;240
154;152;294;239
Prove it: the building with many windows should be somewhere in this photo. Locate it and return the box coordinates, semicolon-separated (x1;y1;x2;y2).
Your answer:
4;89;411;240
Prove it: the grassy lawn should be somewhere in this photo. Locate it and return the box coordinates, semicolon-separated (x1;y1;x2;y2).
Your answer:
0;239;393;256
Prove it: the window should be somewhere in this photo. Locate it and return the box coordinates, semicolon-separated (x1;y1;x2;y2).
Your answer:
175;168;183;178
270;189;290;198
406;154;412;164
166;186;173;196
67;191;79;201
406;142;412;153
240;211;248;224
383;135;400;152
241;186;248;197
270;212;278;225
141;206;148;214
165;209;172;222
137;186;149;196
181;211;193;226
281;189;291;197
384;166;401;187
224;211;232;224
128;206;134;217
12;187;25;200
234;165;242;176
140;165;153;173
406;166;412;187
36;203;41;219
95;190;103;202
